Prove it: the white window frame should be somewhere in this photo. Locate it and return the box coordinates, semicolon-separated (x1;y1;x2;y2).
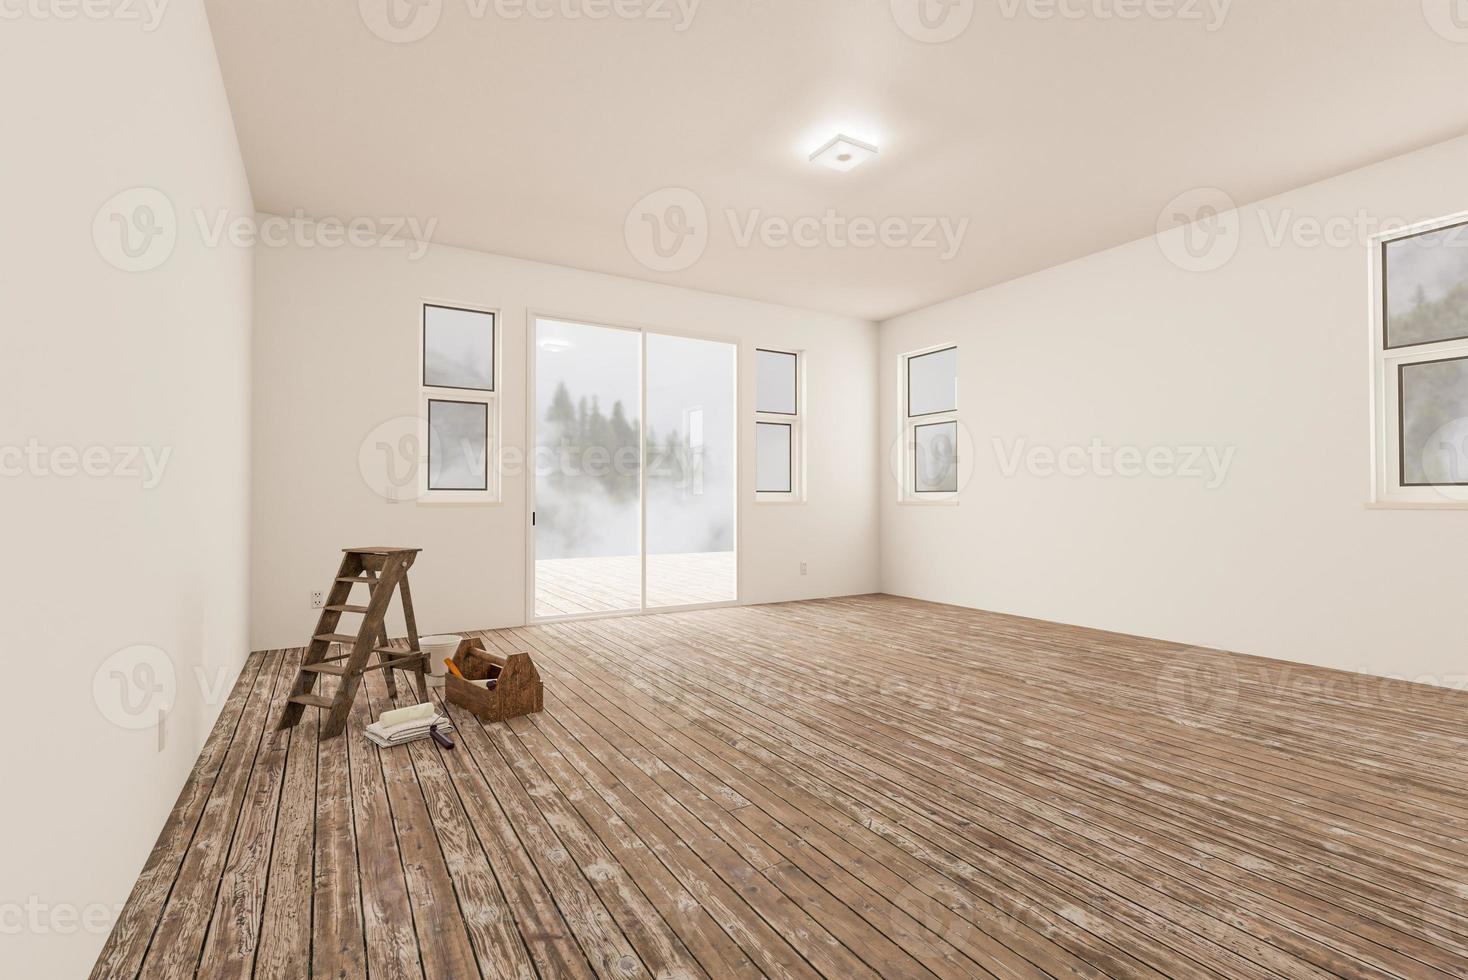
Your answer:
902;344;959;504
1369;212;1468;509
754;347;804;502
420;300;500;504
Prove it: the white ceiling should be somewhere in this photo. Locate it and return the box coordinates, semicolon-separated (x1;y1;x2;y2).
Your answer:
204;0;1468;321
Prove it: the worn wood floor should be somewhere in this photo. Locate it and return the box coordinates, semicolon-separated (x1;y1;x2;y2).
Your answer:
93;595;1468;979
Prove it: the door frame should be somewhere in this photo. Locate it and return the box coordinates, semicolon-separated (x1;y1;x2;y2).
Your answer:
524;309;741;624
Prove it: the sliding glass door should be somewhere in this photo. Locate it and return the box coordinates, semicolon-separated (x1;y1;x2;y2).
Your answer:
645;333;737;607
532;317;736;619
533;319;642;617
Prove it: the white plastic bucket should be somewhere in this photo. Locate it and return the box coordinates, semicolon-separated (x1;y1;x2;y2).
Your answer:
419;634;463;683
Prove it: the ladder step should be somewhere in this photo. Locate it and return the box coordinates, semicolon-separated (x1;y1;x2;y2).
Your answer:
365;654;427;673
288;693;335;709
336;576;375;584
345;547;422;554
313;633;360;645
325;604;369;614
301;662;347;675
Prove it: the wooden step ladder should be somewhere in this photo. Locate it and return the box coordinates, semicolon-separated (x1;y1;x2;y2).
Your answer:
277;547;429;739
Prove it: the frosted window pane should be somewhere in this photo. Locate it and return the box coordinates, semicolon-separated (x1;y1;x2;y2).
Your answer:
756;423;792;493
1386;224;1468;349
908;347;957;417
914;421;958;493
427;401;487;490
1401;358;1468;485
756;349;797;415
424;305;494;390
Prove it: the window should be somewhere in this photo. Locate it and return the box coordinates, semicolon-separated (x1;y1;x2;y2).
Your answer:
1372;215;1468;505
421;303;497;501
755;348;801;498
903;345;958;500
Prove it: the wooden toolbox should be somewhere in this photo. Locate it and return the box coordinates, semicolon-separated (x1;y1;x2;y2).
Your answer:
444;638;544;723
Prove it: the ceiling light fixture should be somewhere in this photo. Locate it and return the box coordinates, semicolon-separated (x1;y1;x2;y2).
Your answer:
809;134;878;173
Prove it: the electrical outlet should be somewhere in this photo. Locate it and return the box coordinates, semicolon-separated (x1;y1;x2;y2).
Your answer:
800;562;808;576
310;591;325;609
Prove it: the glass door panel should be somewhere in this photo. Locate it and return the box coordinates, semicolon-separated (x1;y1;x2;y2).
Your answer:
533;319;642;617
644;333;737;608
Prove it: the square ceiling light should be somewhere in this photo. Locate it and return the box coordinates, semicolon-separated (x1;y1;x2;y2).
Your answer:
809;134;878;173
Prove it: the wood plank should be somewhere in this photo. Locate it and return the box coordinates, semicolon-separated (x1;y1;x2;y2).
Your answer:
310;669;367;980
255;657;319;980
345;671;423;979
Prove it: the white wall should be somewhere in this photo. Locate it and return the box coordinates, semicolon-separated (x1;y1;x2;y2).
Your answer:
881;135;1468;686
0;4;253;977
251;237;879;651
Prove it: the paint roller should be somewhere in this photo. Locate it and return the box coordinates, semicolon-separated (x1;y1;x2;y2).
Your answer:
376;701;435;729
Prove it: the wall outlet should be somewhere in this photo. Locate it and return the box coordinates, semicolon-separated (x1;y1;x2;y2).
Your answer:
800;562;808;576
310;591;325;609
